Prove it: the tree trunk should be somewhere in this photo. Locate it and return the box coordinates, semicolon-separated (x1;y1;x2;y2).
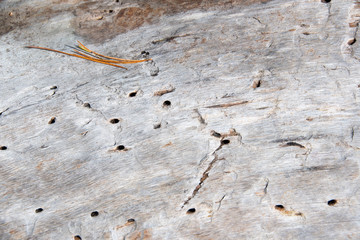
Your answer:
1;0;360;239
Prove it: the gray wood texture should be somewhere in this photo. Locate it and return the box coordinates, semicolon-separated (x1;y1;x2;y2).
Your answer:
1;0;360;239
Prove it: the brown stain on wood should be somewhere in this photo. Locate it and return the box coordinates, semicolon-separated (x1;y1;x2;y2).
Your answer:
162;142;173;148
128;229;152;240
274;205;304;217
1;0;273;42
36;158;56;171
154;87;175;96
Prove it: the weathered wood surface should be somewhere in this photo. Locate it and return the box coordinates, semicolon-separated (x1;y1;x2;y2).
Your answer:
1;0;360;239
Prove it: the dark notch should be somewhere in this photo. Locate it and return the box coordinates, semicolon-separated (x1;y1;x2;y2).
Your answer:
274;205;285;210
187;208;196;214
327;199;337;206
48;117;56;124
109;118;120;124
35;208;43;213
284;142;305;148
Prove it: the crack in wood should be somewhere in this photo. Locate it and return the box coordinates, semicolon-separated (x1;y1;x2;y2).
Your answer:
151;34;192;44
205;100;249;108
182;134;232;208
194;108;206;125
215;194;226;210
182;153;224;208
0;107;9;116
282;141;305;148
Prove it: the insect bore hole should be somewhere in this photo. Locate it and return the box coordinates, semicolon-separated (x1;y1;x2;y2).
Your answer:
109;118;120;124
83;102;91;108
275;205;285;211
221;139;230;145
321;0;331;3
74;236;82;240
0;146;7;150
129;91;137;97
91;211;99;217
35;208;43;213
187;208;196;214
163;100;171;107
116;145;125;151
48;117;56;124
348;38;356;45
327;199;337;206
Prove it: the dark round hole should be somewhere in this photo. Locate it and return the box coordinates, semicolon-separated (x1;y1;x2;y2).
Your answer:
187;208;196;214
116;145;125;151
83;103;91;108
274;205;285;210
129;91;137;97
50;86;57;90
91;211;99;217
127;218;135;222
74;236;82;240
109;9;114;13
163;100;171;107
48;117;56;124
0;146;7;150
109;118;120;124
116;0;119;2
35;208;43;213
321;0;331;3
327;199;337;206
221;139;230;145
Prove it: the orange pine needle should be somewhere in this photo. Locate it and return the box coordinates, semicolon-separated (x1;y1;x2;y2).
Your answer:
77;41;152;63
25;42;153;69
25;45;128;69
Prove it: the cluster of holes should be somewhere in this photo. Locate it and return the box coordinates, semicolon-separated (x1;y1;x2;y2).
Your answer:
35;208;43;213
0;146;7;150
163;100;171;107
187;208;196;214
109;118;120;124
